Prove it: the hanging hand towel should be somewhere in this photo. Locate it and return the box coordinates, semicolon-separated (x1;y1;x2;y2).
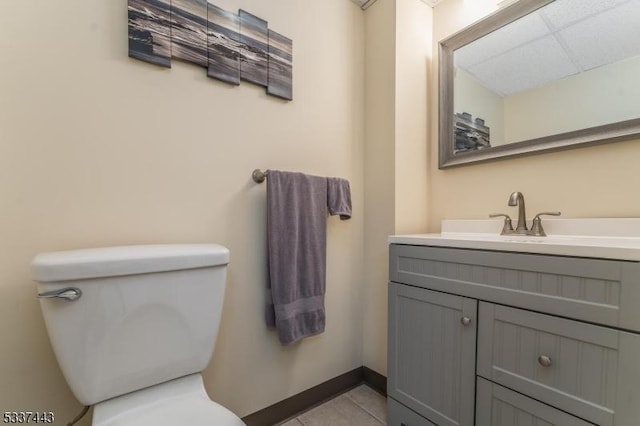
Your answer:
327;177;352;220
265;170;352;345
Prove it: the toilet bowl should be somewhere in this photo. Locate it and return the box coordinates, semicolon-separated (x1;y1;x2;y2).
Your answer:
31;244;245;425
92;374;244;426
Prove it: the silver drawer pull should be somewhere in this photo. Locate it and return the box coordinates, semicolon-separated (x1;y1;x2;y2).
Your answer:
460;316;471;326
37;287;82;301
538;355;552;367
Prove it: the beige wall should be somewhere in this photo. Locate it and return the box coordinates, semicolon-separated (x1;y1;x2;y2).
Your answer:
455;68;505;146
455;54;640;147
362;0;431;376
430;0;640;231
394;0;431;234
504;55;640;143
0;0;365;422
362;0;396;377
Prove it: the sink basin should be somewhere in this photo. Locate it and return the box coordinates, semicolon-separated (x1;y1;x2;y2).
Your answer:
389;218;640;261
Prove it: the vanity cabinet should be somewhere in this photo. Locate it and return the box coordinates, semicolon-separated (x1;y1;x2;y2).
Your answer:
388;244;640;426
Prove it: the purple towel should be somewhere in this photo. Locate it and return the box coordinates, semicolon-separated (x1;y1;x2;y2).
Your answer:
328;177;352;220
265;170;352;345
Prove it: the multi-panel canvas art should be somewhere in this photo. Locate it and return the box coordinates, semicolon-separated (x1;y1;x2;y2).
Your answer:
128;0;172;67
207;3;241;85
239;10;269;87
127;0;293;100
171;0;208;67
268;30;293;100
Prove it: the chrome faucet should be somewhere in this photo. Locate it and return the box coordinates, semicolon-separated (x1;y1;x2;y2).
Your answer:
508;191;527;233
490;192;561;236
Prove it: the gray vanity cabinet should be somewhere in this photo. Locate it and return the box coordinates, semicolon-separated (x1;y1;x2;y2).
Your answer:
388;244;640;426
388;283;477;426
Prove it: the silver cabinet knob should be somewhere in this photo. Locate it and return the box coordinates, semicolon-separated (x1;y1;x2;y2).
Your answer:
538;355;552;367
460;317;471;326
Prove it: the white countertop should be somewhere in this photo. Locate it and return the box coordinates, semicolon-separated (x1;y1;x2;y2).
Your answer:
389;218;640;261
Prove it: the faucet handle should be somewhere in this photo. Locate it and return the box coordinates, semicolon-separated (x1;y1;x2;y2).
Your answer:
530;212;561;236
489;213;514;235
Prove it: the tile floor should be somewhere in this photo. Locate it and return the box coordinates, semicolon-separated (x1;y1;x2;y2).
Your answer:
279;385;387;426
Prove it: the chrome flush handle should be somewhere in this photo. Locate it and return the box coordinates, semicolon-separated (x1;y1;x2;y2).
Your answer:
37;287;82;301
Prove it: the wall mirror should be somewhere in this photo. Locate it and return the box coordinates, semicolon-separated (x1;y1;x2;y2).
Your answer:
438;0;640;168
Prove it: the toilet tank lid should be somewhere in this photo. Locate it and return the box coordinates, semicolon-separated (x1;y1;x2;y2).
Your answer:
31;244;230;283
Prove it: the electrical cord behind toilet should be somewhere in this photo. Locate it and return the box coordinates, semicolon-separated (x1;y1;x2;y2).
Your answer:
67;406;90;426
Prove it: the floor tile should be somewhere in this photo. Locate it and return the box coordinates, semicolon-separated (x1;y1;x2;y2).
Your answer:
297;394;383;426
279;419;304;426
345;385;387;423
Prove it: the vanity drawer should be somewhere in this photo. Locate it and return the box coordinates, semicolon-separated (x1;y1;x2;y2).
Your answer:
389;244;640;331
477;302;640;426
476;377;593;426
388;397;437;426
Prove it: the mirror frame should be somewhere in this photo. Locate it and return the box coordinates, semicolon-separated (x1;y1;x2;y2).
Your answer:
438;0;640;169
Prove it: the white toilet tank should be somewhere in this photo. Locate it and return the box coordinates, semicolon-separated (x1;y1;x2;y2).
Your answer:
31;244;230;406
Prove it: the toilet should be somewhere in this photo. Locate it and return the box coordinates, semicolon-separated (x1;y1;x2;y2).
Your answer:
31;244;245;426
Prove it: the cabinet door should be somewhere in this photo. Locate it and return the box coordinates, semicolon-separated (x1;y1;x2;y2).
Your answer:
476;377;593;426
388;397;437;426
388;283;477;426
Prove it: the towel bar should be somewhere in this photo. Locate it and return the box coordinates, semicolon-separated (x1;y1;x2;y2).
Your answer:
252;169;268;183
